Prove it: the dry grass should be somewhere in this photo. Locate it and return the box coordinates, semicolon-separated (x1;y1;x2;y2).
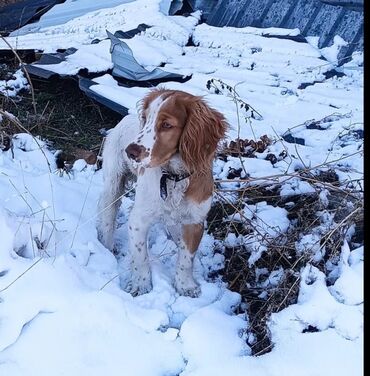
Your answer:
204;89;363;354
1;72;121;165
207;152;363;355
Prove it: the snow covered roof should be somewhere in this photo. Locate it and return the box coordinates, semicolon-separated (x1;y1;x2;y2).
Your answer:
204;0;363;63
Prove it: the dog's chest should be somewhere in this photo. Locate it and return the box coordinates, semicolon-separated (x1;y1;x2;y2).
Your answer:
136;169;211;225
161;178;190;223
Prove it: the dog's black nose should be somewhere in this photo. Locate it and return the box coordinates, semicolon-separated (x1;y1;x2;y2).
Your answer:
125;143;146;161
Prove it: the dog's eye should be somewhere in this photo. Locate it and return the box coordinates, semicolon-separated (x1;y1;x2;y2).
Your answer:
161;122;173;129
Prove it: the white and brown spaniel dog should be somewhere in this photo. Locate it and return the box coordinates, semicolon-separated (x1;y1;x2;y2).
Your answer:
97;88;227;297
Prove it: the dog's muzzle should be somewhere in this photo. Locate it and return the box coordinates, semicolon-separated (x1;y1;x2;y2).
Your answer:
125;143;148;162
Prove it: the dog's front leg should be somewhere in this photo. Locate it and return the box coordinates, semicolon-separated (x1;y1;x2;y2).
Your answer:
97;172;125;251
175;223;203;297
127;207;153;296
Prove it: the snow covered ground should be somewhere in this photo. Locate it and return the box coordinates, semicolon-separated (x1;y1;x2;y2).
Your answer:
0;1;363;375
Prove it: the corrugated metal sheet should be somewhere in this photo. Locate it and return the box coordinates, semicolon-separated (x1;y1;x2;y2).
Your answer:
197;0;363;63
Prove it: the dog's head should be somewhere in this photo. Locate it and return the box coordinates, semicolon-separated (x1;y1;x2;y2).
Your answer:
125;88;227;173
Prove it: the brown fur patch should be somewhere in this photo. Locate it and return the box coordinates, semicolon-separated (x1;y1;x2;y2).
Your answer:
185;171;213;204
179;96;228;175
183;223;204;254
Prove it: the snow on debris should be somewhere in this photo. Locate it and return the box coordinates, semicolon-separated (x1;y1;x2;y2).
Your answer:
0;69;29;97
0;0;199;52
10;0;136;36
0;0;363;375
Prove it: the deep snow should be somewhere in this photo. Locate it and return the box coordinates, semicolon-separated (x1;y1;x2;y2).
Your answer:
0;1;363;375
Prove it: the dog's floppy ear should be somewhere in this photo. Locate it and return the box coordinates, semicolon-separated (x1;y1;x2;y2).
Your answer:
179;97;228;174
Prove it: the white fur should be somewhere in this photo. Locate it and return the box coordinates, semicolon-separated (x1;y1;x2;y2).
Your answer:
132;94;166;167
96;114;211;297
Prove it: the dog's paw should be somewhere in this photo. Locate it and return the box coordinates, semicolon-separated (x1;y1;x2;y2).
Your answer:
175;276;201;298
127;266;152;296
128;279;153;297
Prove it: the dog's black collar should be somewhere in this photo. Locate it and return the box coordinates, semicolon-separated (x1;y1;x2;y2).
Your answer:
160;169;190;200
